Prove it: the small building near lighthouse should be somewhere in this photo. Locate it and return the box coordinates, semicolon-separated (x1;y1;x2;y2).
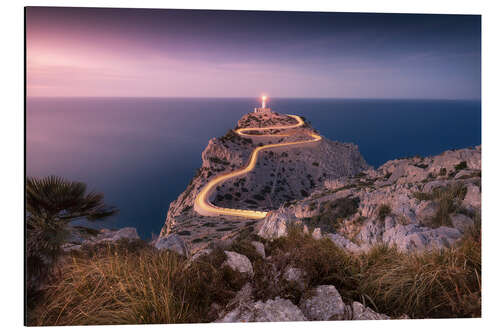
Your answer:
254;95;272;113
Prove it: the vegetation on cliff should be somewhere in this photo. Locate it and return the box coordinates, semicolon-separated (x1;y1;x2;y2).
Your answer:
28;216;480;325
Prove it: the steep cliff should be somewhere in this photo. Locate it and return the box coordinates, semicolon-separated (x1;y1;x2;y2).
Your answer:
159;110;369;250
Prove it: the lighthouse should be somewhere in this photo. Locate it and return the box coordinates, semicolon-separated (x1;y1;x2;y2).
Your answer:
254;95;272;113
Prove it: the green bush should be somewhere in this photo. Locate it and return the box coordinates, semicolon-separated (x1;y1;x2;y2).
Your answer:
26;176;117;295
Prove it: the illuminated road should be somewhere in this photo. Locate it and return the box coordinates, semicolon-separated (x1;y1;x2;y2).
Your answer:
194;114;322;219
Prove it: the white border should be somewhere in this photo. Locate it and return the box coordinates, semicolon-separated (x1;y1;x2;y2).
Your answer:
2;0;499;332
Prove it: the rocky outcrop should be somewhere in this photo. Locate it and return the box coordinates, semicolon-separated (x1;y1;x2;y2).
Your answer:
62;227;140;252
224;251;254;276
93;227;140;243
256;146;480;253
258;207;296;240
155;234;189;256
382;224;462;252
160;110;369;253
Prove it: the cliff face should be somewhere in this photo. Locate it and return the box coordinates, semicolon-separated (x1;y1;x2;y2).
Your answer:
159;110;369;250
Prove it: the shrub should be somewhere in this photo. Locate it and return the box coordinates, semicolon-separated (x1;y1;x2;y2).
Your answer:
454;161;468;171
377;204;392;220
304;197;360;233
427;183;467;228
26;176;117;295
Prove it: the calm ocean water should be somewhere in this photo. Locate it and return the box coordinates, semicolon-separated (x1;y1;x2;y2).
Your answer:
26;98;481;238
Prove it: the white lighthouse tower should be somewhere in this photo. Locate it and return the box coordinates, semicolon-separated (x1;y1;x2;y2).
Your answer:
254;95;271;113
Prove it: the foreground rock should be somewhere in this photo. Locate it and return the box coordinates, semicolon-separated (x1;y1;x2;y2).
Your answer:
299;285;346;321
217;297;306;322
346;302;390;320
224;251;254;276
63;227;140;252
155;234;189;257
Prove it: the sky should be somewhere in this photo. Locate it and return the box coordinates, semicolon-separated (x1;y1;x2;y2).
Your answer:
26;7;481;99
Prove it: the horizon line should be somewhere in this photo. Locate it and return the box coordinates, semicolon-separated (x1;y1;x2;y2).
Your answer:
26;96;481;101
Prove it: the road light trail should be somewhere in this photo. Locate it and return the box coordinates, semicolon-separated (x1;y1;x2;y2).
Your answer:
194;114;322;219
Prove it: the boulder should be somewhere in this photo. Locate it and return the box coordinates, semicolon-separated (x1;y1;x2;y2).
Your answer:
450;214;474;233
312;228;322;240
347;302;390;320
463;184;481;211
257;208;292;240
387;166;406;184
188;248;213;263
416;201;439;223
251;241;266;259
224;251;254;276
325;233;361;253
155;234;189;256
299;285;346;321
216;297;306;322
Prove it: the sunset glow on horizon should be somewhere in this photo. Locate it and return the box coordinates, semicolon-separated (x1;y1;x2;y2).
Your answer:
26;7;481;99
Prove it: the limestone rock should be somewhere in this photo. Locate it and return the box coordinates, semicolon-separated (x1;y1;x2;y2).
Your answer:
382;224;462;252
463;184;481;210
217;297;306;322
450;213;475;233
347;302;390;320
416;201;439;223
224;251;254;276
299;285;346;321
357;219;384;246
155;234;189;256
251;241;266;258
312;228;322;240
257;208;293;240
325;233;361;253
88;227;140;244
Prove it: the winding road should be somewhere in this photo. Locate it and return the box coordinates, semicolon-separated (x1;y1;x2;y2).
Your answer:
193;114;322;219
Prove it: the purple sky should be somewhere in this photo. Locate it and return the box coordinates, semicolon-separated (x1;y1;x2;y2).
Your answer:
26;7;481;99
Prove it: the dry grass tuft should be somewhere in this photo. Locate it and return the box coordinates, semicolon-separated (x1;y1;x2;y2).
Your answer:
28;218;481;325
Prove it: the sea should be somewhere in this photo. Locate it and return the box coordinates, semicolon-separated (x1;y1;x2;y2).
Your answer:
26;98;481;238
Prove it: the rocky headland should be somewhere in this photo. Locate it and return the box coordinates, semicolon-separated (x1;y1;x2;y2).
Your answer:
57;109;481;323
156;110;480;257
